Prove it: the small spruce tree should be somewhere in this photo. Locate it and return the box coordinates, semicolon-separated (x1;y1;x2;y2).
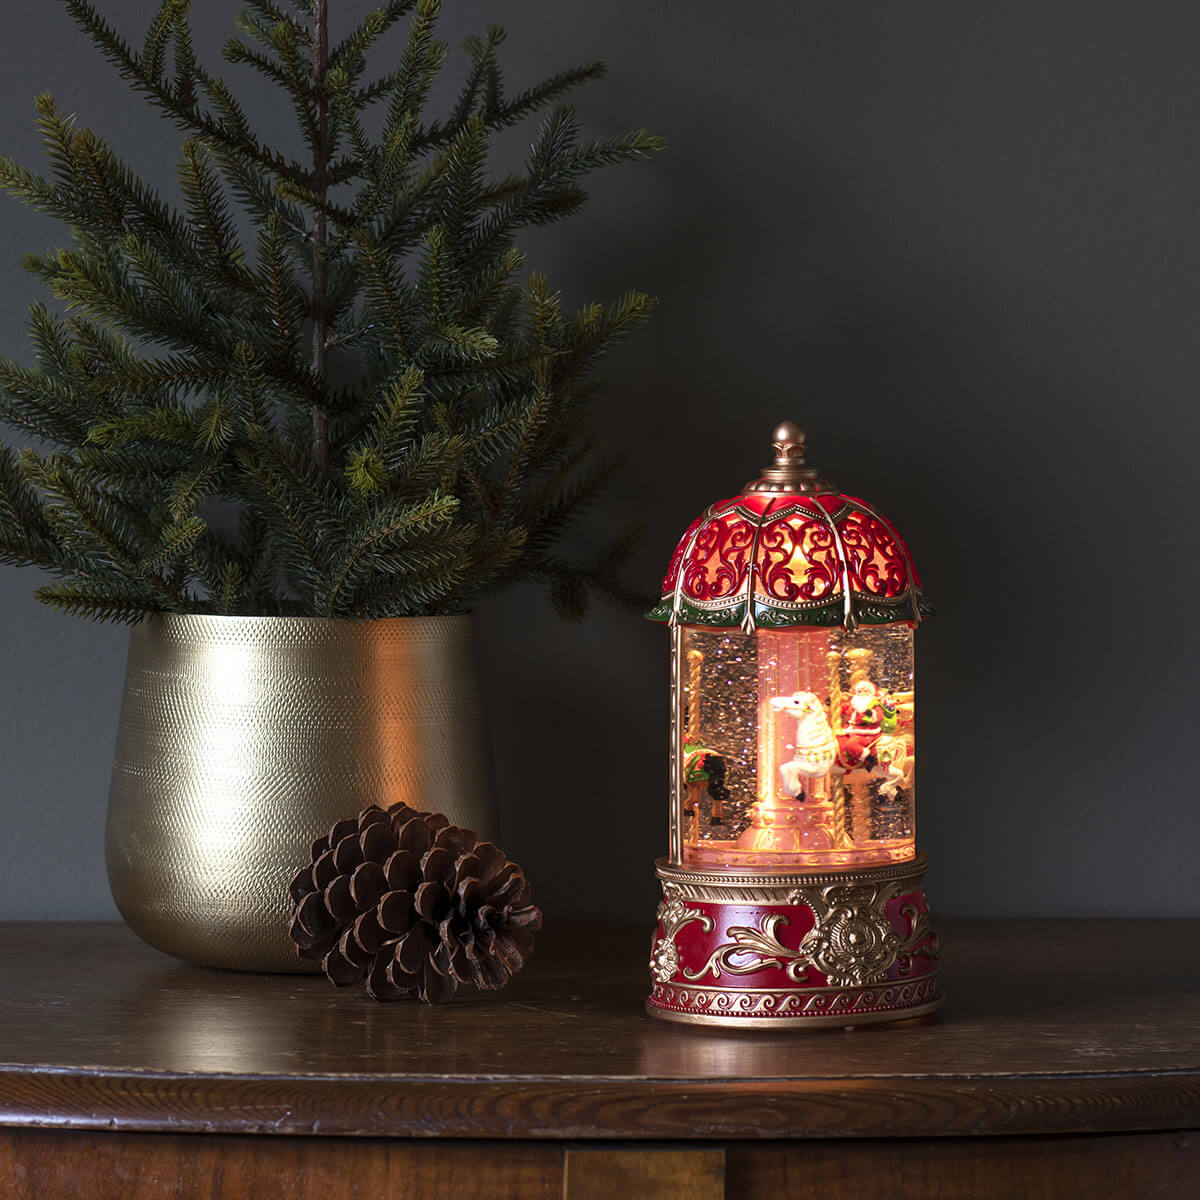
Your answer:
0;0;662;622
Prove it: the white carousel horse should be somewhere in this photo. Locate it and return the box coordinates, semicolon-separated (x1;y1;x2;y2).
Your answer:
769;692;836;799
770;691;908;800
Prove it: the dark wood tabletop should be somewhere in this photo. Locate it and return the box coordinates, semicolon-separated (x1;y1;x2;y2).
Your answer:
0;918;1196;1143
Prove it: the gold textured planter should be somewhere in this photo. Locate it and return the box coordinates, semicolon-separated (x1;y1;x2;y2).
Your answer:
106;613;497;973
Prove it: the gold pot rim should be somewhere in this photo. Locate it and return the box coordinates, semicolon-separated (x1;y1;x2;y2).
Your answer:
134;611;475;630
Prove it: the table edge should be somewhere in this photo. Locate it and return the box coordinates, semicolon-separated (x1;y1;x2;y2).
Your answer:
1;1066;1197;1140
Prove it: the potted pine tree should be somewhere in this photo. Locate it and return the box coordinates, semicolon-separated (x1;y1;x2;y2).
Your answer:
0;0;660;970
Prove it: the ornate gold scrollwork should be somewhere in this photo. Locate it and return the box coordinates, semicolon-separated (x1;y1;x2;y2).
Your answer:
682;913;813;984
791;884;903;987
670;878;938;990
894;899;938;978
650;973;941;1026
650;883;714;984
789;881;938;987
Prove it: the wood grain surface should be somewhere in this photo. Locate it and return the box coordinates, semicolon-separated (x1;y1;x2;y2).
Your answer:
0;1130;563;1200
564;1147;725;1200
0;919;1196;1141
725;1132;1200;1200
0;1130;1196;1200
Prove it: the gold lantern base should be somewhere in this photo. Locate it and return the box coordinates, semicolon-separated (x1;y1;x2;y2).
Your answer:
647;856;941;1029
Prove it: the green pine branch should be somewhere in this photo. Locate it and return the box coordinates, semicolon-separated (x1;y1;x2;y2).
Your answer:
0;0;662;622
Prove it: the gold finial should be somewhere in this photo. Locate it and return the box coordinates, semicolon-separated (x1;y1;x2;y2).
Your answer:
745;419;832;494
771;421;806;465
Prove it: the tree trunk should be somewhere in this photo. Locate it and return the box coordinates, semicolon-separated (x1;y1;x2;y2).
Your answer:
310;0;331;480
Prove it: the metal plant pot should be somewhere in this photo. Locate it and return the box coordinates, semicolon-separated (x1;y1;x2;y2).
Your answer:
106;613;496;972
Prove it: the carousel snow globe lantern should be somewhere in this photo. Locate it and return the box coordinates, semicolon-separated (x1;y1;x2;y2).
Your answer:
646;422;942;1027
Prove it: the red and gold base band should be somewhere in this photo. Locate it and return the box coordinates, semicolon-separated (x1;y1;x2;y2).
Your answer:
647;854;941;1028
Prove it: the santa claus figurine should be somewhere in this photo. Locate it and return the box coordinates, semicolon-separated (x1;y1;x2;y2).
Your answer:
835;679;898;772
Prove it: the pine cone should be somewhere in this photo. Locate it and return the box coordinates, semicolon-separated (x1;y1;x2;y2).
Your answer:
288;804;542;1003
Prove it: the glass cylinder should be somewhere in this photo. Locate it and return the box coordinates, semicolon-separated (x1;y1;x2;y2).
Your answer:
670;624;915;870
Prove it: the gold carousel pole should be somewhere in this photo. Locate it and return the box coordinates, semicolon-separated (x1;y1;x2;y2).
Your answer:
668;624;683;864
684;647;704;846
827;648;850;849
686;649;703;741
846;646;873;686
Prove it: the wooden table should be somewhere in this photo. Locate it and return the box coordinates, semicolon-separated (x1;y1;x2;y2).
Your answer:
0;920;1196;1199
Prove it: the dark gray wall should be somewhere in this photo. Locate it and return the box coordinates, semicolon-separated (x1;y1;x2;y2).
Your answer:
0;1;1195;922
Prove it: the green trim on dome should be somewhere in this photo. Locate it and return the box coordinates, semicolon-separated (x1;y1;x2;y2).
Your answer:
645;591;933;629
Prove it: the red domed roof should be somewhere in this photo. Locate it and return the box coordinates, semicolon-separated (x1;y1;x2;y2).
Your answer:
646;423;930;631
